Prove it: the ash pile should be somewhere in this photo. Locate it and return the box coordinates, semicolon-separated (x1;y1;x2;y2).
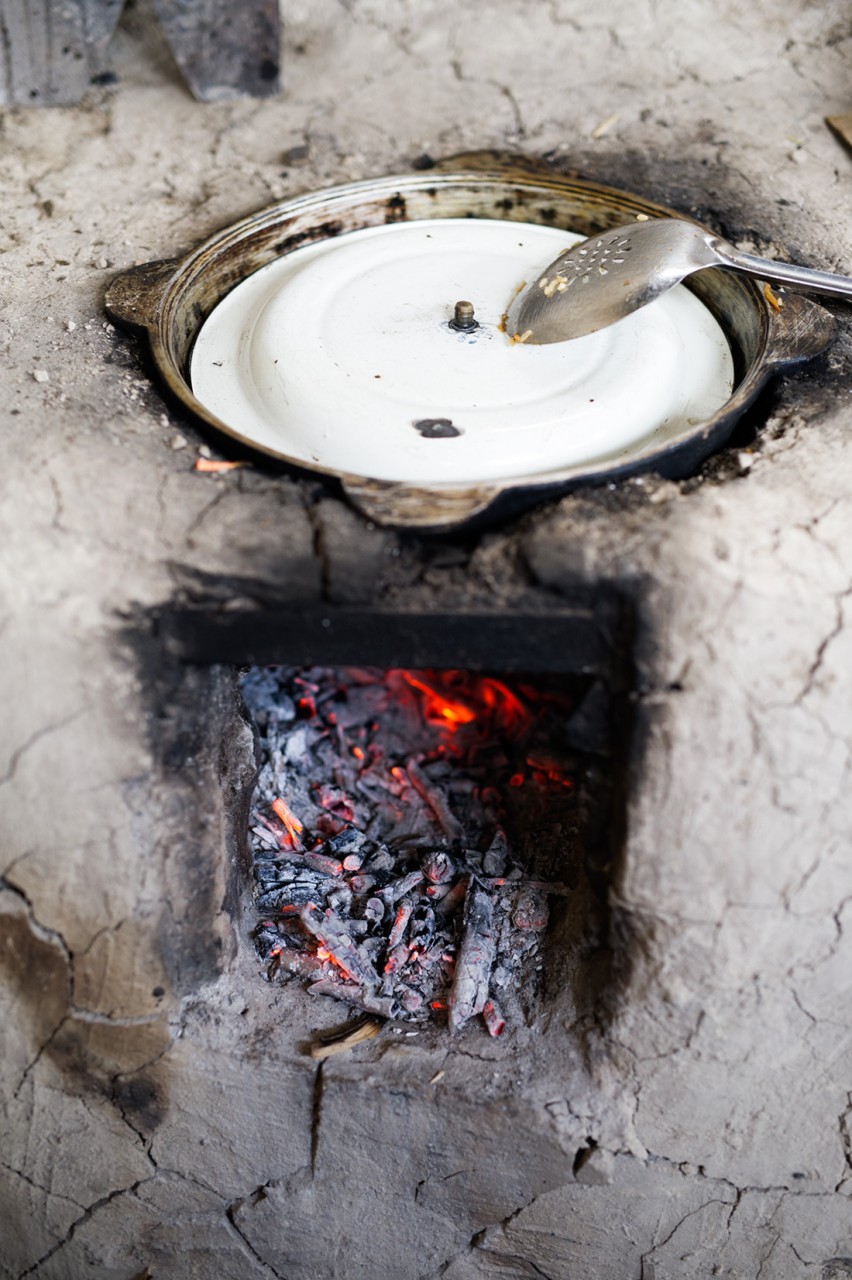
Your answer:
241;666;584;1036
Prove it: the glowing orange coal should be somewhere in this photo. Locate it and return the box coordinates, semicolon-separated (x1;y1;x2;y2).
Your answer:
270;797;304;847
479;678;529;732
401;672;476;726
398;670;531;741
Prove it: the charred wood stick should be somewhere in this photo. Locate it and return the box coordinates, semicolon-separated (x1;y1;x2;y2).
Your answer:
388;900;413;949
435;877;468;917
380;869;425;905
304;850;344;876
307;979;394;1019
382;941;410;979
268;947;325;981
449;880;495;1033
406;759;464;844
251;824;280;849
300;904;381;987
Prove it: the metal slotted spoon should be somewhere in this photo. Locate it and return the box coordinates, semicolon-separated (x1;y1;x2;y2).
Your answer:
506;217;852;343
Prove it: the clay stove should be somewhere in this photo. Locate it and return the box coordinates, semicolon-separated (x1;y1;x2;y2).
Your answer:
4;4;852;1274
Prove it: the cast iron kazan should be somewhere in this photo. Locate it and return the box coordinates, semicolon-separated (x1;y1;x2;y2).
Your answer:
105;153;837;530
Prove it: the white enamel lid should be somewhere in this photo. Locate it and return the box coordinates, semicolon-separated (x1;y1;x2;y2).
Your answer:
189;218;734;485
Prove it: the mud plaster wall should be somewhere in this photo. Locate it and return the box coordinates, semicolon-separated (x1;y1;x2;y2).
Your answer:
2;1;852;1277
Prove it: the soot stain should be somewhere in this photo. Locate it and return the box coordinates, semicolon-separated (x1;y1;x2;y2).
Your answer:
111;1074;166;1134
413;418;463;439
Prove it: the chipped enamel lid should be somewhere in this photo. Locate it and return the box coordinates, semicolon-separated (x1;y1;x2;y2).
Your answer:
189;218;734;486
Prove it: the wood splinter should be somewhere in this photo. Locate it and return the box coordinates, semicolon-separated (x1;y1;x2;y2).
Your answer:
309;1014;383;1060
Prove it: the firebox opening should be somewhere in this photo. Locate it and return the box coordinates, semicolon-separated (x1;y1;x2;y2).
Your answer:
239;664;621;1040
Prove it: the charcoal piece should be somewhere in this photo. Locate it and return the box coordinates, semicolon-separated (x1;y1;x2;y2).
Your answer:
409;903;436;948
253;860;295;887
388;900;413;949
482;998;506;1037
449;880;495;1033
482;828;510;877
270;948;325;981
360;937;384;962
347;874;376;897
423;939;452;967
304;850;344;876
363;843;395;872
463;849;484;874
382;941;410;978
380;870;425;905
423;850;455;883
252;825;280;850
327;885;353;914
308;979;394;1019
299;904;381;987
399;988;424;1014
407;758;464;844
328;827;367;855
255;924;283;958
365;897;385;925
435;878;468;917
255;889;293;915
256;871;327;914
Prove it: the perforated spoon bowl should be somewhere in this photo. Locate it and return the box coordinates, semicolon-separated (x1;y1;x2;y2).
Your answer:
506;217;852;343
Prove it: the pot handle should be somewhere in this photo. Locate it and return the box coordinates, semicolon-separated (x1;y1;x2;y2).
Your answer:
105;259;180;331
764;292;838;368
341;478;502;529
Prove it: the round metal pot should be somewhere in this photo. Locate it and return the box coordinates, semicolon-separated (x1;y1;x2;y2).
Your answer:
105;152;837;530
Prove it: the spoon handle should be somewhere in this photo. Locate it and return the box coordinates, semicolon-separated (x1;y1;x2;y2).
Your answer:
714;241;852;302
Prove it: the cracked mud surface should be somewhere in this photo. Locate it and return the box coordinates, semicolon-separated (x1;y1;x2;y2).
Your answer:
2;0;852;1276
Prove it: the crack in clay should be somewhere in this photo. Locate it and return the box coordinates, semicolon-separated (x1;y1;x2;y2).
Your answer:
1;877;74;1097
639;1195;735;1272
495;83;526;140
225;1190;286;1280
836;1093;852;1193
755;1232;783;1278
107;1079;159;1168
183;484;231;545
310;1061;324;1176
0;708;86;788
47;471;65;532
332;0;423;63
0;1158;87;1213
425;1185;563;1280
15;1178;155;1279
70;1009;169;1031
797;585;852;704
13;1014;69;1101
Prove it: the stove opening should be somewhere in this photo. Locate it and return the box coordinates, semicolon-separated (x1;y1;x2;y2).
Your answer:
240;664;618;1038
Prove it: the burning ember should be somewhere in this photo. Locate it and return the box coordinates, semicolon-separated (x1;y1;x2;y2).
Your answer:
242;667;582;1036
